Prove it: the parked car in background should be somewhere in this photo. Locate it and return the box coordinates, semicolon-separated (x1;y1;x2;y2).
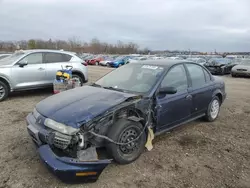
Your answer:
226;55;243;60
0;54;11;60
231;59;250;77
167;57;184;60
204;58;236;75
26;60;226;183
107;56;130;68
0;49;88;101
87;55;106;65
99;56;116;66
186;58;207;66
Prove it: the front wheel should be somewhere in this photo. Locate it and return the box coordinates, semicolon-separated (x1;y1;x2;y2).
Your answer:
231;73;236;77
0;81;9;102
106;119;146;164
204;96;220;122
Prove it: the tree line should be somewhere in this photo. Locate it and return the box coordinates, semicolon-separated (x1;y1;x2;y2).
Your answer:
0;37;150;54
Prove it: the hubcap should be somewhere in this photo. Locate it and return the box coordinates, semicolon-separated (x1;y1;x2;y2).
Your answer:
119;128;139;154
210;99;219;119
0;85;5;99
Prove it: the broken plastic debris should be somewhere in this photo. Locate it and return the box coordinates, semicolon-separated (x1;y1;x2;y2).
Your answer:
145;127;154;151
77;147;98;161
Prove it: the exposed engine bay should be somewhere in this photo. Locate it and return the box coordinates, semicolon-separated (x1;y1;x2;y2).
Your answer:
35;95;156;161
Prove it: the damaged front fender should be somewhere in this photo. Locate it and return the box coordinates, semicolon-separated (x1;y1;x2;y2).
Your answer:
38;145;111;183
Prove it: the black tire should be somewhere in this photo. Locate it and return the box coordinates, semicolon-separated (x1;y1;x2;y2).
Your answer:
106;119;146;164
72;74;84;86
204;96;221;122
0;81;9;102
231;73;236;77
219;68;225;75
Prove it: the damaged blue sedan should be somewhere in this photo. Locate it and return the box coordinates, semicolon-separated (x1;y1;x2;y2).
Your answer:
27;60;226;183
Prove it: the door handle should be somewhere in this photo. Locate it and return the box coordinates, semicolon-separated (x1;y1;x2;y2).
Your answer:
38;67;45;71
186;94;192;100
155;104;162;110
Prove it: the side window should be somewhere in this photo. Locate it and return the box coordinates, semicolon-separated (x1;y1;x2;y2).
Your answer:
19;53;43;64
186;64;206;88
44;53;63;63
203;69;211;82
62;54;72;62
161;65;188;92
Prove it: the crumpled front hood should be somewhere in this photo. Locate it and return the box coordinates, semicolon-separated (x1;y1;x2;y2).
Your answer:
206;61;226;66
36;85;137;128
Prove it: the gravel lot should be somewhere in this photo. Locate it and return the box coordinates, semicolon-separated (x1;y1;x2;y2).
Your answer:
0;66;250;188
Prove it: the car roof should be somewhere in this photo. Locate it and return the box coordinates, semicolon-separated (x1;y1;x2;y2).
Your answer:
186;57;203;60
130;59;193;67
16;49;76;55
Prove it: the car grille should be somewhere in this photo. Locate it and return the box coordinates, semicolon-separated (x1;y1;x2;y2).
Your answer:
47;132;72;150
237;69;247;71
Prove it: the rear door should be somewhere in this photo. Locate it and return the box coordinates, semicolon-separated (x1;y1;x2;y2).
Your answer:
185;63;213;117
44;52;73;83
11;52;46;89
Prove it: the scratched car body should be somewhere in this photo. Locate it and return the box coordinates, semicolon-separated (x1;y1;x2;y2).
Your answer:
26;60;226;183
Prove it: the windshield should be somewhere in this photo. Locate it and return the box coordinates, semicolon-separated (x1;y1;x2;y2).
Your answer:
208;58;231;64
94;63;165;93
0;52;25;65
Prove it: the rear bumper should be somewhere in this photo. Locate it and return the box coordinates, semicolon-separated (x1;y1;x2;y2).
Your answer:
26;113;111;183
38;145;111;183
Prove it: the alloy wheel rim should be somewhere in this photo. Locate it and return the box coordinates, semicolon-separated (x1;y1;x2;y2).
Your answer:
0;85;5;99
210;99;219;119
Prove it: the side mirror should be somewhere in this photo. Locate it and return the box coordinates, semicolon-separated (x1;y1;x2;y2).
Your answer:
158;86;177;95
19;61;28;67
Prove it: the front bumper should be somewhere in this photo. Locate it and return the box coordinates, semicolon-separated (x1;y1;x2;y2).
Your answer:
231;71;250;76
26;113;111;183
38;145;111;183
205;66;223;74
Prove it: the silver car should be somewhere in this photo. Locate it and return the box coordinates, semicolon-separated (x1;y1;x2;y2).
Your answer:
231;59;250;77
0;54;11;60
0;49;88;101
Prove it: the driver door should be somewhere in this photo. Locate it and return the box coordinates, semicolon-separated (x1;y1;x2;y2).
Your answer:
11;52;46;89
156;64;192;132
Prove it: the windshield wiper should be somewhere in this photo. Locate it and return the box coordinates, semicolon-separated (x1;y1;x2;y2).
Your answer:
91;83;103;88
103;86;125;92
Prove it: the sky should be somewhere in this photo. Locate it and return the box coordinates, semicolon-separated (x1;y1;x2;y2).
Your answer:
0;0;250;52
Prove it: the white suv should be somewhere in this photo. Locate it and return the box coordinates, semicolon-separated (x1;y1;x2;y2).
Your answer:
0;49;88;101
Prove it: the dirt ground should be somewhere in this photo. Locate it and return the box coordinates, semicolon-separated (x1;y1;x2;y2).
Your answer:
0;66;250;188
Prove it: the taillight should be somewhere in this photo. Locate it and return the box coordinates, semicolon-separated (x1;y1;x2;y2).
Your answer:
82;62;88;66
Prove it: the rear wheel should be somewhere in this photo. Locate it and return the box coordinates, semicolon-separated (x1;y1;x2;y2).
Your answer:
204;96;220;122
231;73;236;77
106;119;146;164
0;81;9;102
72;74;84;86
